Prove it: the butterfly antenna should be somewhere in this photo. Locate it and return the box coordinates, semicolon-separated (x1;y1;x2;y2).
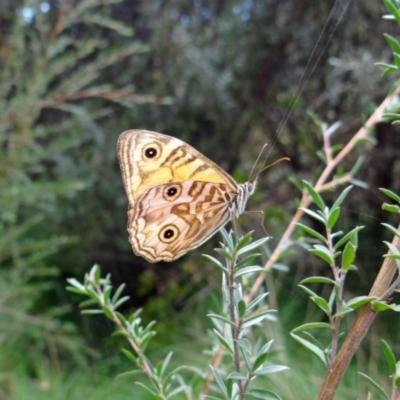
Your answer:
253;157;291;181
249;143;268;182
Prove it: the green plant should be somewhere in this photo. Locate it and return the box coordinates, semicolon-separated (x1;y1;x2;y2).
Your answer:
0;0;166;383
67;231;288;400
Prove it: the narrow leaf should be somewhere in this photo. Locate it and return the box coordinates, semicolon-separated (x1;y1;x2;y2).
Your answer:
359;372;390;400
235;265;264;278
341;241;356;272
291;322;332;333
380;188;400;203
237;237;270;256
202;255;227;272
381;223;400;239
381;340;397;374
334;226;364;250
301;276;336;285
331;186;353;210
302;181;325;211
290;333;327;366
247;388;283;400
327;207;340;230
254;365;289;376
309;247;334;265
345;296;375;310
210;366;228;398
296;223;327;243
300;208;326;224
247;293;270;312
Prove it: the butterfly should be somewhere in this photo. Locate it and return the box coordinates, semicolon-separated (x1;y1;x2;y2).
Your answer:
117;129;257;263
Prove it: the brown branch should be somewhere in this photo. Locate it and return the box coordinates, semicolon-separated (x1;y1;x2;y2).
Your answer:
49;0;75;41
317;229;400;400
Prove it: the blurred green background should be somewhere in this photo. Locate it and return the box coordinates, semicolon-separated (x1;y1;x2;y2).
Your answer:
1;1;399;399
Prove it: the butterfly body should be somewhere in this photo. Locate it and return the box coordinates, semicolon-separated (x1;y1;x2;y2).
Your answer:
118;130;256;262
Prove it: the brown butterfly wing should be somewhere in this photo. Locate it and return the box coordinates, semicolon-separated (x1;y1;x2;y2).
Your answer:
128;181;235;262
117;130;241;262
117;130;237;203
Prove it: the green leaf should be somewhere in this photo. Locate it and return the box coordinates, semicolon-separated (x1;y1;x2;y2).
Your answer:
227;372;248;380
121;348;138;364
208;313;235;327
254;365;289;376
341;241;356;272
312;296;331;314
395;364;400;385
247;292;270;312
377;62;398;73
327;207;340;230
113;296;130;309
384;33;400;53
334;226;364;250
165;386;187;399
212;329;234;353
381;223;400;239
242;310;276;328
258;340;274;356
66;286;87;295
103;286;112;304
236;237;270;256
111;283;126;304
290;333;327;366
372;301;400;312
213;248;233;261
296;223;327;243
160;351;173;378
302;180;325;211
380;188;400;203
92;264;101;282
345;296;375;310
66;278;86;292
384;0;400;24
247;388;283;400
238;300;246;318
239;339;253;370
237;338;251;358
301;276;336;285
202;254;228;272
210;366;228;399
331;186;354;210
236;231;253;251
394;53;400;70
219;228;234;249
383;241;400;259
84;287;101;303
101;305;114;320
235;253;262;269
291;322;332;333
298;285;319;298
382;203;400;213
381;340;397;374
135;382;158;396
309;245;334;265
359;372;390;400
253;351;271;371
301;208;326;224
235;265;264;278
333;306;354;318
383;112;400;120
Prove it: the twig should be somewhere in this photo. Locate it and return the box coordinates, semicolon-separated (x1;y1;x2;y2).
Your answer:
245;86;400;305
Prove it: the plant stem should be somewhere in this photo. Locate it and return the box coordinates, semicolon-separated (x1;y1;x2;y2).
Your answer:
228;253;244;399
